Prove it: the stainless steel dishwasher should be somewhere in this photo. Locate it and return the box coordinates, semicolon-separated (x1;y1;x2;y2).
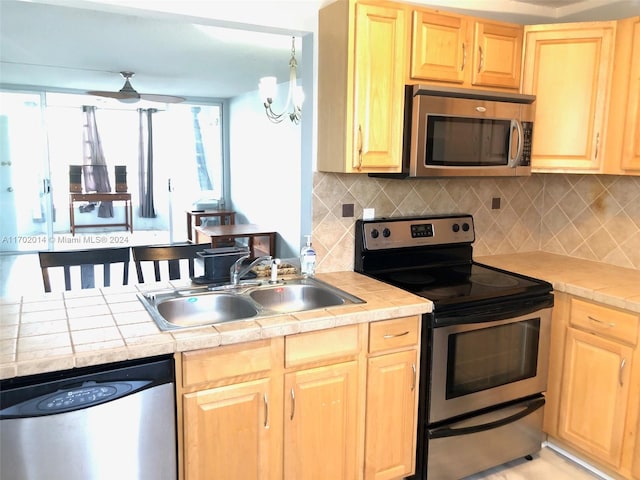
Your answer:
0;355;177;480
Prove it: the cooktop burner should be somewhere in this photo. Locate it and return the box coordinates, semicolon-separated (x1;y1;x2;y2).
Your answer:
377;263;542;306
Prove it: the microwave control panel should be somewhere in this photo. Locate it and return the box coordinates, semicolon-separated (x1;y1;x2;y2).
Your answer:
521;122;533;166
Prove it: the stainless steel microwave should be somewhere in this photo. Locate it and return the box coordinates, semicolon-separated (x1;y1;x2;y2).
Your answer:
374;85;536;178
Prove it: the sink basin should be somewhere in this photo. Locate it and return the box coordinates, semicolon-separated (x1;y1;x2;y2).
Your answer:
146;292;258;330
138;277;365;331
248;284;345;313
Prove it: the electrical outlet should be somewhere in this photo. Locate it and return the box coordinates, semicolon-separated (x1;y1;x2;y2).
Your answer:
342;203;354;217
491;197;501;210
363;208;375;220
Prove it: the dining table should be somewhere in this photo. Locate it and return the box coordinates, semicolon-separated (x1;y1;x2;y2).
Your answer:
194;224;276;258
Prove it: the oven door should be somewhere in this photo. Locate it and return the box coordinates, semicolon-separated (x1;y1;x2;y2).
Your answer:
429;306;551;423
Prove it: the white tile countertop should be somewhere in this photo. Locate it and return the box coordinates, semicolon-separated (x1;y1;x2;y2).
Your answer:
0;272;432;379
476;251;640;312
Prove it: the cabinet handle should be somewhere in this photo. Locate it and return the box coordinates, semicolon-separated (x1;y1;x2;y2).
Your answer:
588;315;615;328
478;46;484;73
290;388;296;421
356;124;363;170
620;358;626;387
411;363;417;391
263;393;270;429
461;43;466;71
595;132;600;160
383;330;410;339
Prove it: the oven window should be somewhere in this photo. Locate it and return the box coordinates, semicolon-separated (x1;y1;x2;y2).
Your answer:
446;319;540;399
426;116;511;166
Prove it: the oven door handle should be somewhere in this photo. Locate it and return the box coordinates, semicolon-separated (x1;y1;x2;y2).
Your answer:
429;397;544;439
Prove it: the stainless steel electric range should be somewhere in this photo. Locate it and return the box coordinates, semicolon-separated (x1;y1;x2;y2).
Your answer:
354;214;554;480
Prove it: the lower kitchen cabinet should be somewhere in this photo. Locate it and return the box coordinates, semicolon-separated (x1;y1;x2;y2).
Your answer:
284;361;360;479
176;318;422;480
365;316;420;480
183;378;281;480
545;293;640;479
559;327;632;467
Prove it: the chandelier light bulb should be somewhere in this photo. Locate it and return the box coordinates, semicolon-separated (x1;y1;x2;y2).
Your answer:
259;36;303;124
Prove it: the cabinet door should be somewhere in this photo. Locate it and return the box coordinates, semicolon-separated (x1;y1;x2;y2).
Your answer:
284;361;359;480
410;10;468;84
559;328;633;468
365;349;418;480
353;2;406;172
620;17;640;172
472;20;523;89
522;23;615;172
183;378;280;480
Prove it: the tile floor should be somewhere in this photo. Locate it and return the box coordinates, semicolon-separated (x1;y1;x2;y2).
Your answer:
464;445;607;480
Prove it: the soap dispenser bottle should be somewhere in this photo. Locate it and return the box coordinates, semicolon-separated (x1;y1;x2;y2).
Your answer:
300;235;316;276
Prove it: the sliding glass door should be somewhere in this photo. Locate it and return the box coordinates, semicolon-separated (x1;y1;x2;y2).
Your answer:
0;91;52;252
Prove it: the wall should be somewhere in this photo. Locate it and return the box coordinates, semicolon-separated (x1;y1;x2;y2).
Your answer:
312;173;640;272
228;86;302;259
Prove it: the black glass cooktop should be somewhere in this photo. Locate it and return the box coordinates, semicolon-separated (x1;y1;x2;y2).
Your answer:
375;262;550;307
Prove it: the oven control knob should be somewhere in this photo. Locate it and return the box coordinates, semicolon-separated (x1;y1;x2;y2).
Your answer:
382;228;391;238
462;223;470;232
452;224;460;233
371;229;379;239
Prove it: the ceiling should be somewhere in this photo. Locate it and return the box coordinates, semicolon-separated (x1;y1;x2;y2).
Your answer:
1;0;638;101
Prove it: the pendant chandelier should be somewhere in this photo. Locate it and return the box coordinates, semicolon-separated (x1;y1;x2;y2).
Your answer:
258;36;304;124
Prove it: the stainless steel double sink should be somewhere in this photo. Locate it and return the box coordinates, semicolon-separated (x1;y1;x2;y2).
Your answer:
137;277;365;331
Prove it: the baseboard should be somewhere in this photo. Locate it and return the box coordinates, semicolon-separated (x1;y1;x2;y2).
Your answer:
543;440;617;480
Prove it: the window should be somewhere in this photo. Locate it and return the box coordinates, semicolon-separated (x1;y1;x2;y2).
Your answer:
41;92;223;236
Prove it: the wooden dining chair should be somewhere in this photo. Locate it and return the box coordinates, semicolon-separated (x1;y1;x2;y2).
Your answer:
131;243;210;283
38;247;130;292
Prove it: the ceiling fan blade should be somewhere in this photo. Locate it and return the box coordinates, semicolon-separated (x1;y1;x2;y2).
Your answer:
139;93;185;104
87;90;140;100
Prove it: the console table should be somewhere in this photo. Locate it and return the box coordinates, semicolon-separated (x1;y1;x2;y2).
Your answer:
186;209;235;243
69;193;133;235
195;224;276;258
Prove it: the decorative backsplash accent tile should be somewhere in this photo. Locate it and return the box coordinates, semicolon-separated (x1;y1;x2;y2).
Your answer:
312;173;640;273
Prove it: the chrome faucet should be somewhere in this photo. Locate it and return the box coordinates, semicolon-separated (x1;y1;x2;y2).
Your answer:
230;255;272;286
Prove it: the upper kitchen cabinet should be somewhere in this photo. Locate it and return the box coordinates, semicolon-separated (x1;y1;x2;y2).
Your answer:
522;22;616;173
317;0;407;173
605;16;640;175
409;8;523;90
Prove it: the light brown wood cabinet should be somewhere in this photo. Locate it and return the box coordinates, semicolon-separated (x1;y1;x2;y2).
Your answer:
544;293;640;479
409;8;523;90
365;316;420;480
284;361;360;479
522;22;616;173
176;319;421;480
317;0;407;173
179;339;283;480
605;16;640;175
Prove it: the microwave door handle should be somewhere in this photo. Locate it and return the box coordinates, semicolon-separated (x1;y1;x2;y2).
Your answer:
508;119;524;167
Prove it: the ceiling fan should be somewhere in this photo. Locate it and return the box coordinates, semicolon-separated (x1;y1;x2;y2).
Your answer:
88;71;185;104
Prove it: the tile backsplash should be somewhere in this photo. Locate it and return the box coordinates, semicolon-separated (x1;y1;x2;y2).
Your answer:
312;173;640;272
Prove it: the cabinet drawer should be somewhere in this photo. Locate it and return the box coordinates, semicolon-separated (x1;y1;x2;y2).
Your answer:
570;298;639;345
285;325;360;368
369;316;420;354
182;339;274;388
